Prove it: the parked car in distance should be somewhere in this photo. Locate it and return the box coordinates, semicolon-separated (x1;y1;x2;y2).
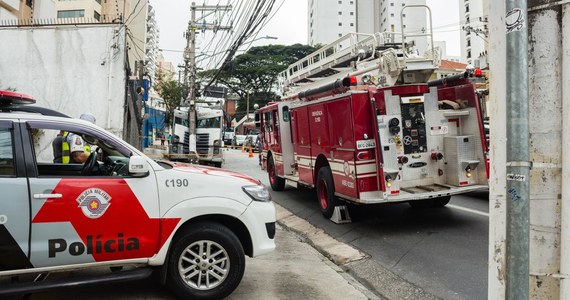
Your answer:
232;134;247;146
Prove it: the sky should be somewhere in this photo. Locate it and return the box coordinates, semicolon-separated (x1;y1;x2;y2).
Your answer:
152;0;461;68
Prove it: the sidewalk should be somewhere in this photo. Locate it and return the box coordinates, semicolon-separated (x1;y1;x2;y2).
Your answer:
230;210;377;300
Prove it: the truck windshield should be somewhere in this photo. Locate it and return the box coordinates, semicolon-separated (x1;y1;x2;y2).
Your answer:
174;116;189;127
197;117;221;129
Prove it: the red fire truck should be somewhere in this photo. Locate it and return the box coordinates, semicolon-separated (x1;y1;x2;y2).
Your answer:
256;6;489;220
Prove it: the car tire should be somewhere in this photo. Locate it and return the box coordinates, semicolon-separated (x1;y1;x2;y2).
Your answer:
316;166;339;219
268;156;285;191
166;222;245;300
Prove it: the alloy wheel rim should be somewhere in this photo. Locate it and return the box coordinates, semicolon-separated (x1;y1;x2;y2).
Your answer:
178;240;230;290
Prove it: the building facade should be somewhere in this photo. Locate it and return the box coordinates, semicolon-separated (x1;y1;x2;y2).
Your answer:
459;0;487;65
0;0;160;85
308;0;428;54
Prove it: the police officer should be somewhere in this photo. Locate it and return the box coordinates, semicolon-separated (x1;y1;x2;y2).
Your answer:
60;113;96;164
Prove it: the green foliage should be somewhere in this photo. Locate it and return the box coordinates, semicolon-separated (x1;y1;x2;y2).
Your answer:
213;43;318;120
157;80;183;127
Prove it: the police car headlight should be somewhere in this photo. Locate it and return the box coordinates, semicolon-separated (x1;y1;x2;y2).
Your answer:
242;185;271;202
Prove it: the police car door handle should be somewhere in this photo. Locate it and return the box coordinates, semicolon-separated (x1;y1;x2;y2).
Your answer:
33;193;63;199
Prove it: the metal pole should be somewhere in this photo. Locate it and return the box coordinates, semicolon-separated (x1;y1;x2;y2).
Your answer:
505;1;529;299
188;3;197;146
246;91;249;122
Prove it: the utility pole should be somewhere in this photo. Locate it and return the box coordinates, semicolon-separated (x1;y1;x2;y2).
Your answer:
182;2;232;157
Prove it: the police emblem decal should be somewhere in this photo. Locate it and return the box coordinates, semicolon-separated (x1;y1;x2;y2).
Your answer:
77;188;111;218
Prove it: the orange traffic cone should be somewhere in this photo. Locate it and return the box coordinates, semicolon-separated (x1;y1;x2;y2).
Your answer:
248;147;253;158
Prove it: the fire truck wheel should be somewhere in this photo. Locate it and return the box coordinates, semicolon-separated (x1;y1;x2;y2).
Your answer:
317;166;339;219
166;222;245;300
408;200;434;209
268;156;285;191
431;196;451;207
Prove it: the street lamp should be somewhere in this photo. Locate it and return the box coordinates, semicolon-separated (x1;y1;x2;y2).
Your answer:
247;35;278;43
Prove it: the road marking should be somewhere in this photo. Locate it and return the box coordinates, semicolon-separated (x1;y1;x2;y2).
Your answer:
448;204;489;217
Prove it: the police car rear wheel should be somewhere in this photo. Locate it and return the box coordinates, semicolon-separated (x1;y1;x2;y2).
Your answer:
167;222;245;300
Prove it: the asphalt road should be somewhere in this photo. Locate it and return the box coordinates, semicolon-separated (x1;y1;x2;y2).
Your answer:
224;149;489;300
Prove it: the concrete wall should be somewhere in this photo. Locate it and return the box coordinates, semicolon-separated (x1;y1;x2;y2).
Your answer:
488;2;569;299
0;24;127;137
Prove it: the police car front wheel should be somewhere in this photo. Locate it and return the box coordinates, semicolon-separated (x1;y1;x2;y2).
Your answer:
166;222;245;300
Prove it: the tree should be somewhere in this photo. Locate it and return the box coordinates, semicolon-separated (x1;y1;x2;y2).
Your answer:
157;79;183;128
209;43;318;120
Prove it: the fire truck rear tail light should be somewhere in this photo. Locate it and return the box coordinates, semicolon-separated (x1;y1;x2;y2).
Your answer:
390;190;400;195
459;181;469;186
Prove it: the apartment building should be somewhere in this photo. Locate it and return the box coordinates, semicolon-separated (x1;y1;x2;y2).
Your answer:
459;0;487;65
308;0;428;54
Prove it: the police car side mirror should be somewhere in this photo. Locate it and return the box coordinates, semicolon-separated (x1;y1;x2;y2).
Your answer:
128;156;150;178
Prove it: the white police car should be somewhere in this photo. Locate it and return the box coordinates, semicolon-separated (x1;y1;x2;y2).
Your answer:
0;90;276;299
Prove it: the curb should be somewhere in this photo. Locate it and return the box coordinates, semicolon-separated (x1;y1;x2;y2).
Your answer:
274;203;367;266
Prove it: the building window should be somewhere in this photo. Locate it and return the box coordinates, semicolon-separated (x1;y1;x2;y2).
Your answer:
338;22;342;26
338;11;342;15
339;33;342;37
350;23;354;26
391;13;394;17
467;50;471;59
390;2;394;6
350;1;354;4
465;5;469;13
402;3;405;6
350;12;354;15
95;0;101;4
338;0;342;3
26;0;32;7
402;14;406;17
467;39;471;47
391;24;395;32
94;11;100;21
57;10;86;18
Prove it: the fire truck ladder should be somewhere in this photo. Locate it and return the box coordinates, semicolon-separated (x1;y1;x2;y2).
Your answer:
278;5;439;96
278;32;381;89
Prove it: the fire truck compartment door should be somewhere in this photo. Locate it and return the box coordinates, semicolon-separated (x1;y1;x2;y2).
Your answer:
278;103;295;175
